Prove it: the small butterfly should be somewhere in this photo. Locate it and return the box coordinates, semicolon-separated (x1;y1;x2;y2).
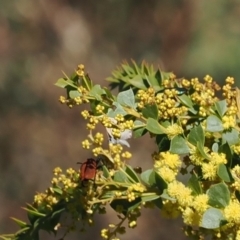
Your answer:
106;118;132;147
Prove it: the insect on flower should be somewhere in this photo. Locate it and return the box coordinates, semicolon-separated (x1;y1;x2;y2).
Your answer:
78;158;101;183
106;118;132;147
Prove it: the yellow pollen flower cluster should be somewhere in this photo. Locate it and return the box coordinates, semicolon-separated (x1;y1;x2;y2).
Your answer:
161;200;180;218
127;192;136;202
76;64;85;77
111;128;121;138
81;110;90;119
226;76;235;84
233;144;240;155
59;96;66;103
115;114;124;122
96;105;105;114
157;94;188;119
74;96;82;105
66;168;76;177
190;194;209;213
167;181;193;207
224;200;240;224
222;115;236;129
236;230;240;240
53;167;62;175
228;105;238;116
94;132;104;145
154;152;181;183
231;165;240;191
121;151;132;159
101;116;113;128
189;146;210;166
165;124;183;139
33;168;79;212
129;183;146;193
110;144;123;154
34;193;47;205
128;220;137;228
181;79;191;87
204;75;213;83
182;207;201;226
201;152;226;180
120;120;134;129
92;147;103;156
82;139;91;149
222;77;235;99
101;228;109;239
137;88;156;108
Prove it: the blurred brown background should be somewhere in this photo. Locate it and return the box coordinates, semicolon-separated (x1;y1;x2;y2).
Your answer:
1;1;240;239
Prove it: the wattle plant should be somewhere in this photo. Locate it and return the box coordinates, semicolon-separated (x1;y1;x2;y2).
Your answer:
1;61;240;240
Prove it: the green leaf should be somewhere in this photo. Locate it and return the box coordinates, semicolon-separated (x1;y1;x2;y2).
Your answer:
107;102;127;117
188;125;205;146
155;69;162;86
10;217;28;228
160;189;175;201
113;170;129;183
152;198;163;209
142;104;158;119
177;95;197;114
219;142;232;167
101;190;116;199
188;173;202;195
103;87;115;101
133;127;147;138
141;169;153;186
170;135;190;154
22;208;46;217
146;118;165;134
141;169;167;191
81;74;93;90
201;207;225;229
52;187;63;195
197;142;210;160
212;143;219;152
160;71;174;82
235;190;240;202
127;75;147;89
217;164;233;182
55;78;77;89
69;90;81;99
215;100;227;118
141;194;161;202
156;134;170;152
110;198;141;216
150;171;167;192
207;182;230;208
145;75;161;92
125;165;141;183
222;129;239;145
102;165;111;178
206;115;224;132
134;120;144;127
117;88;136;108
89;85;105;101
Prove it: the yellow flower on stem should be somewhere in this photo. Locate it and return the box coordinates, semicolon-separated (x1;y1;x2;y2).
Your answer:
224;200;240;224
167;181;193;207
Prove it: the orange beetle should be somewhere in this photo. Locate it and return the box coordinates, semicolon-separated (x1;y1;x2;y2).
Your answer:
78;158;100;182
